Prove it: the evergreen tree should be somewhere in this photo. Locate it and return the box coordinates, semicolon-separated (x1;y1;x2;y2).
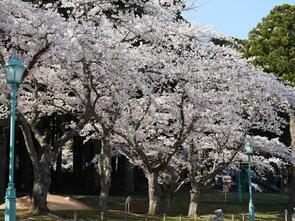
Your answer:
243;4;295;83
241;4;295;214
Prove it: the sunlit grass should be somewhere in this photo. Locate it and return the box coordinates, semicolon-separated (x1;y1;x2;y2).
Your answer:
0;191;289;220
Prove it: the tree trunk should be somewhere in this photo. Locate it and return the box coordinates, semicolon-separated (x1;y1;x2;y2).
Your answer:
18;135;32;192
97;139;112;214
20;113;86;214
0;129;7;202
289;113;295;217
93;140;100;195
30;163;51;215
20;116;51;215
188;182;200;217
165;190;175;215
73;137;83;188
146;171;160;215
55;150;62;191
99;168;110;214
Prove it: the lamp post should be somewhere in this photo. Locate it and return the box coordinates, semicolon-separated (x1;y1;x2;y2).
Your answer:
3;54;25;221
245;141;255;221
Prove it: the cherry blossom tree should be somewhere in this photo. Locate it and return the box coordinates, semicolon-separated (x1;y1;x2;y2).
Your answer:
180;66;293;216
112;16;295;216
1;0;294;217
0;0;90;214
55;0;195;214
184;134;292;216
1;0;184;214
46;13;148;213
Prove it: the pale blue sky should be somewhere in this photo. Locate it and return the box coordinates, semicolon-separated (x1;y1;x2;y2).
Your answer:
182;0;295;39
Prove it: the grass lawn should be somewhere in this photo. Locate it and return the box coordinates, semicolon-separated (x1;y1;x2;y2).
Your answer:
0;191;289;220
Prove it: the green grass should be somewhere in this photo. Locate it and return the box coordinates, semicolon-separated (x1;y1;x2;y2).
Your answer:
0;191;289;220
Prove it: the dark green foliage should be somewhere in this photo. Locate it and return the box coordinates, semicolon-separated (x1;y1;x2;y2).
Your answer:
210;37;247;52
21;0;185;21
21;0;71;18
242;4;295;84
211;38;235;48
22;0;57;4
0;52;4;65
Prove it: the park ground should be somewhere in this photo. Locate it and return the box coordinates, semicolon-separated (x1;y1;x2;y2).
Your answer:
0;191;289;220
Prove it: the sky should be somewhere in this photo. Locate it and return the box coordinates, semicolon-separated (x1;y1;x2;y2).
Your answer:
182;0;295;39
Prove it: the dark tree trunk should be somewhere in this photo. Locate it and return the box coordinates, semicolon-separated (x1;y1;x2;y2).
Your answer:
146;171;160;215
73;137;83;188
55;150;62;190
93;140;100;194
0;129;8;201
165;190;175;215
188;182;199;217
31;163;51;215
289;113;295;219
85;141;95;193
124;159;134;195
18;135;32;192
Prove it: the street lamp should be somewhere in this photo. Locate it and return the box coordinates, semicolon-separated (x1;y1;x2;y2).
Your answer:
3;54;25;221
245;141;255;221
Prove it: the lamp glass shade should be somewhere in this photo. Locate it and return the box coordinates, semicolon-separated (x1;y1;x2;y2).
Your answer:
245;141;253;154
4;55;25;84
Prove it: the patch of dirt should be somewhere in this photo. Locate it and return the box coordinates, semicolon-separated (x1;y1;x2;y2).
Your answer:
0;193;92;211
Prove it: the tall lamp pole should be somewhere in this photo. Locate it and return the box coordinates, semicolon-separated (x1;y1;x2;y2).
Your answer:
245;141;255;221
3;54;25;221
